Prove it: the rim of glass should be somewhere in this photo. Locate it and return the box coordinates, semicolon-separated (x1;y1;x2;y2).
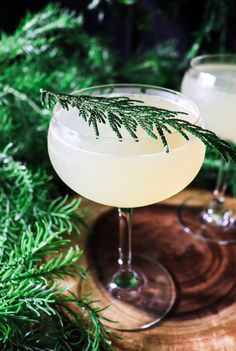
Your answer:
52;83;201;139
190;54;236;72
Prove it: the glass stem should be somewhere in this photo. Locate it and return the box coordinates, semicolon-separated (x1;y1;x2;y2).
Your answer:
203;160;232;226
113;208;139;289
213;160;229;201
118;208;133;272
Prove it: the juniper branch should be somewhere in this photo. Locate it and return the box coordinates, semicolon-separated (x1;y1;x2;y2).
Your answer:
41;90;236;163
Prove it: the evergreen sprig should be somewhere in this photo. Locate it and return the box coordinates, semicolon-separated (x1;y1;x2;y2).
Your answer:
185;0;231;62
0;4;116;170
60;293;117;351
41;90;236;163
0;4;83;66
0;147;115;351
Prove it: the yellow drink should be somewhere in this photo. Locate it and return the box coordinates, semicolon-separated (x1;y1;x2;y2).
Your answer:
48;94;205;207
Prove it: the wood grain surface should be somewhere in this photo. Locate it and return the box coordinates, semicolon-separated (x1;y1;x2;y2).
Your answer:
66;189;236;351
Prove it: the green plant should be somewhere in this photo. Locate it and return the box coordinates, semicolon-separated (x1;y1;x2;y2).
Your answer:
0;145;115;350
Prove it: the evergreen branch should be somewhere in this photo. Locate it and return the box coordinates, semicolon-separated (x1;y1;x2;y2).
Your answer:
185;0;230;62
3;85;47;115
120;41;180;88
0;238;85;285
0;280;61;342
0;149;82;253
0;4;83;65
34;196;82;235
0;149;110;350
60;293;117;351
158;117;236;162
41;90;236;162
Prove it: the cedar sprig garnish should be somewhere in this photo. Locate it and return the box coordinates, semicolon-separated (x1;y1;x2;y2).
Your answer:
40;89;236;162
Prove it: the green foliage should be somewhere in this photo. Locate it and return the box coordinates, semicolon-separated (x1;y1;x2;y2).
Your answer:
0;4;116;169
185;0;234;62
118;41;180;89
41;90;236;163
0;146;115;350
0;5;121;349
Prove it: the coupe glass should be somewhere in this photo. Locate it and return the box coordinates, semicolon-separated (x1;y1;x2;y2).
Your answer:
180;54;236;244
47;84;205;331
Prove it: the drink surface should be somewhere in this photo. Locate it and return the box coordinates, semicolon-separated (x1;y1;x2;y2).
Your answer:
181;63;236;142
48;94;205;207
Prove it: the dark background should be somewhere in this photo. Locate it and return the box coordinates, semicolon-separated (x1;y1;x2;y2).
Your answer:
1;0;236;62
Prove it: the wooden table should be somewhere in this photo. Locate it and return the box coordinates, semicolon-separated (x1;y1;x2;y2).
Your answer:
67;189;236;351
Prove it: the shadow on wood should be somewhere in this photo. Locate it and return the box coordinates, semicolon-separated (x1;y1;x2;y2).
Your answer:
83;193;236;350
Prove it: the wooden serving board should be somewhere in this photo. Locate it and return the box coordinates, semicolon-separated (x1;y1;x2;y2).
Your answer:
67;189;236;351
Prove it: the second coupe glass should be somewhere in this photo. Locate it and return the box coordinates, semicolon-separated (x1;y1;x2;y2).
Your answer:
180;54;236;244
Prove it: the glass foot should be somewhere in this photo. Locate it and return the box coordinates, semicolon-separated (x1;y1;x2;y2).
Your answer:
178;193;236;245
78;254;176;331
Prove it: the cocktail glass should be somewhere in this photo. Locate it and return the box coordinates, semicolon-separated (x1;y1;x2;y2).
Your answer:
48;84;205;331
180;54;236;244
